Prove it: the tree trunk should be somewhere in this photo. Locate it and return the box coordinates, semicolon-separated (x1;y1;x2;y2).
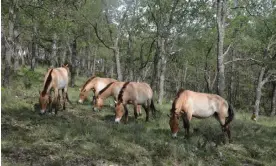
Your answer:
92;45;97;76
229;50;236;104
51;33;57;67
158;37;166;104
216;0;227;98
70;39;77;87
30;23;37;71
270;83;276;116
113;35;122;81
3;0;17;87
253;67;266;120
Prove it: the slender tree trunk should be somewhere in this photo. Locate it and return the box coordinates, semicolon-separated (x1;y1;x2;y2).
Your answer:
253;67;266;120
158;37;166;104
216;0;227;98
270;83;276;116
51;33;57;67
92;46;97;76
3;0;17;87
113;34;123;81
30;23;37;71
229;50;236;104
70;39;77;87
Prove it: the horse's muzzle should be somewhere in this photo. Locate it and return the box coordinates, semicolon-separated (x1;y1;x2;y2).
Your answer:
115;118;121;123
40;110;46;115
172;133;177;138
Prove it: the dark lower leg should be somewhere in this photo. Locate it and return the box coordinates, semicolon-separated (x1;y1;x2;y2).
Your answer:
124;105;129;123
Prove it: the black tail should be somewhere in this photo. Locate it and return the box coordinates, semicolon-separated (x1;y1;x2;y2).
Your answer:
150;99;157;118
224;104;234;127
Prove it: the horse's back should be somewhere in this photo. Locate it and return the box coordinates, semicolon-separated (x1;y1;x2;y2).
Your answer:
127;82;153;103
182;90;228;117
52;67;69;89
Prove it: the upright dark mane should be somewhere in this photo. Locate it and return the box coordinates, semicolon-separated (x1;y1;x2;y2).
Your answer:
99;82;115;96
42;69;53;96
118;82;130;103
171;88;185;112
81;76;96;91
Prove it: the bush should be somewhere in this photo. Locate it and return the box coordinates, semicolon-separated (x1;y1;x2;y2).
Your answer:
21;68;41;89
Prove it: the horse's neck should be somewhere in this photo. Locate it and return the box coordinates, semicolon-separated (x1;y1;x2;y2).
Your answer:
84;81;95;91
100;85;114;99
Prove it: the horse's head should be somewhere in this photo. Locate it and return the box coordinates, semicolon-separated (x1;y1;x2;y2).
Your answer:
115;101;124;123
78;89;89;104
39;91;51;114
168;111;180;138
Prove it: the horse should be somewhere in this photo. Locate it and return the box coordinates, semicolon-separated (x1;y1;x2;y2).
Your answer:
95;81;142;115
168;89;234;143
78;76;117;108
115;82;157;123
39;64;70;114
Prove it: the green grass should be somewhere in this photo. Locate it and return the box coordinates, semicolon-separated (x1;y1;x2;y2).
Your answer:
2;67;276;165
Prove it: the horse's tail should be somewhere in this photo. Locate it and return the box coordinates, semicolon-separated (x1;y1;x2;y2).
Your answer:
224;104;234;127
150;99;157;118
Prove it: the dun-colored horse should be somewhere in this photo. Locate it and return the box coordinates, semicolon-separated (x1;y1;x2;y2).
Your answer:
39;64;70;114
95;81;142;114
169;89;234;142
115;82;157;123
78;77;117;107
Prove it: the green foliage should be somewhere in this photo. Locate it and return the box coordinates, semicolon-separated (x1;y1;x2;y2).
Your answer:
20;68;41;89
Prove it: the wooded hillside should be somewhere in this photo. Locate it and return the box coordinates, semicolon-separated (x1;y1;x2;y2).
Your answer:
2;0;276;118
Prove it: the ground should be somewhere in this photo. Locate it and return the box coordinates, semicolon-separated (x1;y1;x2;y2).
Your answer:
1;67;276;166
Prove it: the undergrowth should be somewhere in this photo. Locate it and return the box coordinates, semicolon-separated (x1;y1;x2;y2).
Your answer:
1;67;276;166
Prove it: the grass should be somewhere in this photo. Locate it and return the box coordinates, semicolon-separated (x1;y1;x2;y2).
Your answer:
2;67;276;166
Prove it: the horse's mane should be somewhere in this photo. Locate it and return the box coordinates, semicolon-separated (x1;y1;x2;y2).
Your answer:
171;88;185;112
42;69;53;96
118;82;130;103
81;76;96;91
99;82;115;96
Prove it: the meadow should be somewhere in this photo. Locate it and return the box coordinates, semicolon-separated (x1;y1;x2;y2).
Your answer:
2;67;276;166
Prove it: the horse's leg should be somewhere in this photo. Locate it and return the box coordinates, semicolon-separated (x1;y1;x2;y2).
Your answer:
181;114;189;137
185;111;193;138
142;104;150;122
53;89;59;114
215;113;228;144
133;103;138;120
62;89;66;111
225;124;232;143
123;104;129;123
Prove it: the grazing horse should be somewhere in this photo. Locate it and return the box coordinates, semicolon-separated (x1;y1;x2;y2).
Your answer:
95;81;142;114
168;89;234;143
39;64;70;114
78;76;117;107
115;82;157;123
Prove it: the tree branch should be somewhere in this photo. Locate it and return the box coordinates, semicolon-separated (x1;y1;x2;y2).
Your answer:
223;43;232;56
224;58;262;65
92;23;114;50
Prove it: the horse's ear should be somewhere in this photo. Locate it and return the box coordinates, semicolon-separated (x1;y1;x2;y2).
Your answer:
65;64;68;67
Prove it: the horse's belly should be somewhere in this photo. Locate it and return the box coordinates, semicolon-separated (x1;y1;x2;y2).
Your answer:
192;109;214;118
58;79;67;89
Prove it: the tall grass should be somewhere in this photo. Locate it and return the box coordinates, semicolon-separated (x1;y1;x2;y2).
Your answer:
2;67;276;165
